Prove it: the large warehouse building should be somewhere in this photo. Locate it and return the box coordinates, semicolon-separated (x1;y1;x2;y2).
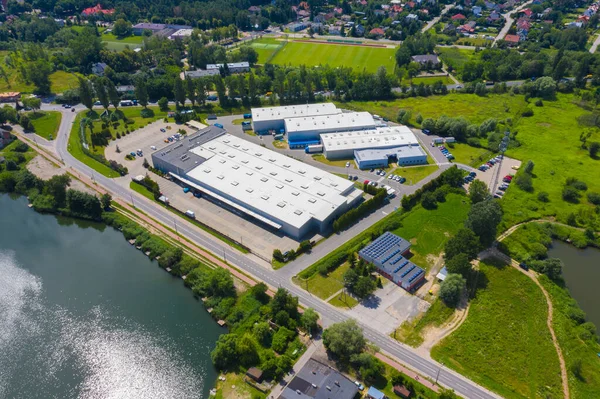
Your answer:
251;103;341;134
359;232;425;291
354;145;428;169
285;112;377;148
321;126;419;159
151;126;362;239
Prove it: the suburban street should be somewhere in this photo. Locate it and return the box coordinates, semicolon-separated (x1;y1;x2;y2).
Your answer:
493;0;535;44
30;104;502;399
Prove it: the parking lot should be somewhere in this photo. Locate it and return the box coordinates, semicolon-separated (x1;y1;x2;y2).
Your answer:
464;155;521;196
105;120;304;261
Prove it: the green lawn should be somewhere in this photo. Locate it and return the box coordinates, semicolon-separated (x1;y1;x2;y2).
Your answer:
270;41;397;73
393;299;455;347
539;275;600;399
292;261;350;300
101;33;143;51
328;291;359;309
391;165;439;185
28;111;61;140
391;193;471;270
129;181;156;201
411;75;453;85
68;112;121;178
445;143;494;167
341;93;527;126
431;259;563;399
500;94;600;229
248;38;283;64
311;154;356;168
437;47;478;76
372;363;443;399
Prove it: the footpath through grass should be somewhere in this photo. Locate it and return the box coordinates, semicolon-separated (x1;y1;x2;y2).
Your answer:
270;40;397;73
432;259;563;399
28;111;61;140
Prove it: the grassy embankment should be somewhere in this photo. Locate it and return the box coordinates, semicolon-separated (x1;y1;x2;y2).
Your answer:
500;222;600;398
0;51;80;93
270;40;397;73
432;259;563;399
293;193;471;307
28;111;62;140
393;299;455;347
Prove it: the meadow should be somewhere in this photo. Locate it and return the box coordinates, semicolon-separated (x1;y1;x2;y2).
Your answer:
270;40;397;73
437;47;478;76
28;111;62;140
411;75;453;85
431;259;563;399
390;164;439;184
446;142;494;167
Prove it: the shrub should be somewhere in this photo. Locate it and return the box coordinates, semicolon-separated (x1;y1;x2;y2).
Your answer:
534;99;543;106
537;191;549;202
515;173;533;192
521;108;534;117
562;186;581;203
587;192;600;205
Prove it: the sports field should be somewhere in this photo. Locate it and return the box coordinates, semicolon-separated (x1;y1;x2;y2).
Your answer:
270;40;397;73
249;38;283;64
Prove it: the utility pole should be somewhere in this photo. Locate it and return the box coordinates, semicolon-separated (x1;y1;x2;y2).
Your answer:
435;363;444;384
130;193;135;208
174;218;180;241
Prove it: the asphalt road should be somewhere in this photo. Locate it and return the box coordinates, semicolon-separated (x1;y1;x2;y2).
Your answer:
44;105;501;399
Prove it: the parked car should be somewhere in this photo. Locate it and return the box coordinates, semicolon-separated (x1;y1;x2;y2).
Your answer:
214;123;224;128
495;190;504;196
422;129;430;134
370;168;375;172
160;128;166;132
353;176;358;181
164;139;169;143
193;192;201;198
345;161;350;167
150;145;156;150
183;187;190;193
519;262;529;271
129;152;136;157
399;177;406;184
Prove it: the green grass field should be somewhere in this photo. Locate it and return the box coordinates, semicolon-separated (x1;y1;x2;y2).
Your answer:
0;51;80;93
446;143;495;167
391;193;471;269
270;41;397;73
411;75;453;85
293;261;350;300
328;291;359;308
500;94;600;229
437;47;478;76
28;111;62;140
391;165;439;184
341;93;528;126
248;38;283;64
432;259;563;399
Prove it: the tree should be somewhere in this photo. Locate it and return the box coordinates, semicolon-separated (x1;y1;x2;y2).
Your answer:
272;326;294;353
19;114;32;131
589;141;600;158
27;59;53;94
78;77;94;111
353;276;376;299
515;173;533;192
271;288;299;319
100;193;112;209
135;78;149;108
237;334;259;366
158;97;169;111
253;322;272;346
439;388;459;399
173;78;186;107
186;77;196;106
439;273;466;307
469;180;489;204
538;191;549;202
22;97;41;112
44;174;71;208
421;191;437;209
446;253;472;278
445;228;480;261
524;160;535;174
94;78;110;111
351;353;385;384
105;79;120;109
112;18;132;38
211;333;239;370
343;268;359;290
322;320;366;360
465;200;503;246
300;308;319;333
562;186;581;203
273;249;285;263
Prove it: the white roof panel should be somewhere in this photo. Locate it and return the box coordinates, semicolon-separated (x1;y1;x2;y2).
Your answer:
321;126;419;152
185;134;357;230
285;112;376;134
251;103;341;123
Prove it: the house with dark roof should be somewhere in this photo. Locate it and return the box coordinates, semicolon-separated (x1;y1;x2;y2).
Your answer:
0;129;13;149
91;62;108;76
359;232;425;291
279;358;358;399
246;367;263;382
394;385;411;398
411;54;441;68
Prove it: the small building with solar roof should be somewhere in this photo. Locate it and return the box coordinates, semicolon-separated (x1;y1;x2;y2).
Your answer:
358;232;425;291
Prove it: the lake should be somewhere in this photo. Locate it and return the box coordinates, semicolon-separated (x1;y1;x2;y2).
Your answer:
548;240;600;329
0;194;222;399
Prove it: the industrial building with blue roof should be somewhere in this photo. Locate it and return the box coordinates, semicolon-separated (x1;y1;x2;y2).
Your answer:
358;232;425;291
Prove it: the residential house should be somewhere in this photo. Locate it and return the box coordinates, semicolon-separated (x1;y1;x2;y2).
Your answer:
0;129;13;149
206;62;250;74
334;7;343;14
393;385;412;399
484;1;497;10
290;22;307;31
246;367;263;383
406;13;419;21
355;24;365;36
116;85;135;94
504;34;520;45
472;5;483;16
520;8;533;18
411;54;441;69
451;13;466;21
488;11;501;22
279;358;358;399
248;6;261;13
91;62;108;76
517;18;531;32
459;20;476;34
443;23;456;34
328;25;341;35
374;9;386;16
0;92;21;103
369;27;385;37
82;3;115;16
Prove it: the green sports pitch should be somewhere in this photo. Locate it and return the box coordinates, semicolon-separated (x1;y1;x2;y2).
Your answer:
269;40;397;73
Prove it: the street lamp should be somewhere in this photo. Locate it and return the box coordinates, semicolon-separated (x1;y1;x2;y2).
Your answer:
435;362;444;384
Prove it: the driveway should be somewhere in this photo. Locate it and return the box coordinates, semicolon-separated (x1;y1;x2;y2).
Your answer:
346;283;430;335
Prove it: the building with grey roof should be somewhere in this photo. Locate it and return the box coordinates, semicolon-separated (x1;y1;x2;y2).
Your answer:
251;103;341;135
411;54;441;67
359;232;425;291
354;145;427;170
206;62;250;74
285;112;377;148
184;69;220;79
279;358;358;399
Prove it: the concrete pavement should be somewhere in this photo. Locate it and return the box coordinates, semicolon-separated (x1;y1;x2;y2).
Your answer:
39;104;503;399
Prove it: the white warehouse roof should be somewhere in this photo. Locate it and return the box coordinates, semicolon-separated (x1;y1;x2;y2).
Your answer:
285;112;376;134
251;103;341;123
185;134;358;230
321;126;419;152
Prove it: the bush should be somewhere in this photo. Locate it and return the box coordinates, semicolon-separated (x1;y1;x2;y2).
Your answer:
521;108;534;117
515;173;533;192
439;273;466;307
534;99;543;106
587;192;600;205
562;186;581;203
537;191;549;202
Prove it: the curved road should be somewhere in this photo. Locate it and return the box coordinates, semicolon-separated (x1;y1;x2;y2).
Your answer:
43;104;501;399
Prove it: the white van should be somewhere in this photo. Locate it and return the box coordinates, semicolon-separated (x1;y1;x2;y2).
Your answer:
185;210;195;219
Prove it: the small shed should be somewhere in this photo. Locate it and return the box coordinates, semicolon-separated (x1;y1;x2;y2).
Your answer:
394;385;411;398
367;386;386;399
246;367;264;382
436;266;448;281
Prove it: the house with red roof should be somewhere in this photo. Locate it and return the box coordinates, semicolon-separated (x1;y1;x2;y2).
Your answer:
369;27;385;37
82;4;115;16
451;13;466;21
504;34;520;45
520;8;533;17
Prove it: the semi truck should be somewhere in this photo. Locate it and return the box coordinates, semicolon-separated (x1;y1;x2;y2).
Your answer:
305;144;323;153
